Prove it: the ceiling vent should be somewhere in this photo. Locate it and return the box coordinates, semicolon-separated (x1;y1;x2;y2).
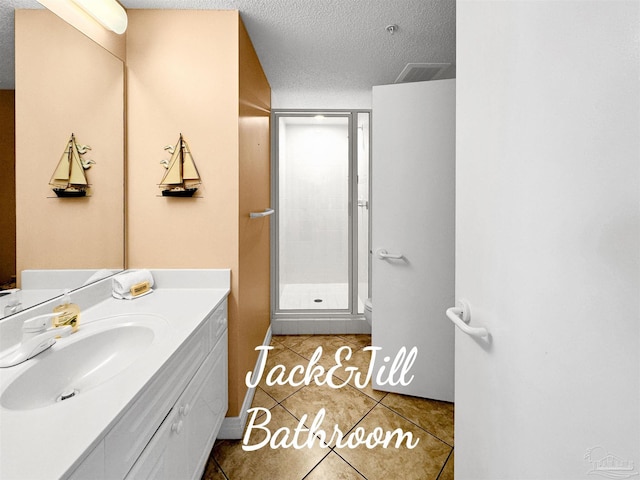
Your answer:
395;63;451;83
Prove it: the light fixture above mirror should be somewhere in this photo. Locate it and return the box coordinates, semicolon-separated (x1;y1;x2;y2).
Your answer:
36;0;127;35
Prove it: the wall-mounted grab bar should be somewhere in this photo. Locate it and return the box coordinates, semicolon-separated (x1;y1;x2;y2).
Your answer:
249;208;274;218
445;300;489;340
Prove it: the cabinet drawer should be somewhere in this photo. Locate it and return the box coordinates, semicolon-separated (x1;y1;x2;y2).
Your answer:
105;321;209;479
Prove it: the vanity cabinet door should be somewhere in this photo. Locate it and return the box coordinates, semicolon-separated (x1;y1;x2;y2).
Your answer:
184;331;228;479
124;409;181;480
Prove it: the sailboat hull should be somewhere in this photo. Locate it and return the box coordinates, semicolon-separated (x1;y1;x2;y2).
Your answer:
161;187;198;197
53;188;86;198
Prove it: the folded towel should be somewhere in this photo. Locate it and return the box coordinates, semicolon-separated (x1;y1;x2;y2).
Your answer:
112;270;154;300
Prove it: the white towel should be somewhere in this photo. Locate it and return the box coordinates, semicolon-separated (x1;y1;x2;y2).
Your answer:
112;270;155;300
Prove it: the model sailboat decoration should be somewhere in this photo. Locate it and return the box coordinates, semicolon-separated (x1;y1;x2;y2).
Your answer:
49;134;95;197
159;134;201;197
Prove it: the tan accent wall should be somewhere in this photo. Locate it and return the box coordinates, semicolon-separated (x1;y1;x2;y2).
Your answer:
14;10;125;284
126;10;271;417
237;18;272;416
0;91;16;285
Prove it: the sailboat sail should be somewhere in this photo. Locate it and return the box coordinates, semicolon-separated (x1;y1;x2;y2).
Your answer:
181;142;201;182
159;134;202;197
69;139;88;185
50;141;73;186
49;134;92;197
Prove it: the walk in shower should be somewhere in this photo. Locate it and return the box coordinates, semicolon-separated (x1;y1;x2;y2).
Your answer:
272;111;370;332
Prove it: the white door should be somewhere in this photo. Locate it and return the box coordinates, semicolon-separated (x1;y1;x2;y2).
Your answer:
456;1;639;478
371;80;455;401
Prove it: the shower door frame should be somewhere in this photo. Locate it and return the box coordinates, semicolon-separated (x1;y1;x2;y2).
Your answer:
271;109;371;325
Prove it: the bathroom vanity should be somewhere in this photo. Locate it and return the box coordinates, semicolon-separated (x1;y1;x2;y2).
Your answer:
0;270;230;480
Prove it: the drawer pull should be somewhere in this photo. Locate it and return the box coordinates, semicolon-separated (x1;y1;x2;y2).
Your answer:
171;420;183;435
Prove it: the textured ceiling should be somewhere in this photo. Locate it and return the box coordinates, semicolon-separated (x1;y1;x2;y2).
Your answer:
1;0;455;97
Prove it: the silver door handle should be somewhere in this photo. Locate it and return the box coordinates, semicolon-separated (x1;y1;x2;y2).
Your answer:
445;300;489;340
249;208;274;218
375;248;403;260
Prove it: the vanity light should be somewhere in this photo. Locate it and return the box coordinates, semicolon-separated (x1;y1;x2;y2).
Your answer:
69;0;128;34
36;0;128;35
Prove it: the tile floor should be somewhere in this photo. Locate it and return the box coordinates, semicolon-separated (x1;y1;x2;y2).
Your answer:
203;334;454;480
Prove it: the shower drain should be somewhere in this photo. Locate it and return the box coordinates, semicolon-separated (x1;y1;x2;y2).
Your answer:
314;298;323;303
56;388;79;402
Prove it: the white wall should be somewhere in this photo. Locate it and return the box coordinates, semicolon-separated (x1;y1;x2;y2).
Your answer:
272;89;372;110
456;1;639;478
279;121;350;285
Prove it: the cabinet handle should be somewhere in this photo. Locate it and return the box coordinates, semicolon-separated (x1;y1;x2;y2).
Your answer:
179;403;191;417
171;420;183;435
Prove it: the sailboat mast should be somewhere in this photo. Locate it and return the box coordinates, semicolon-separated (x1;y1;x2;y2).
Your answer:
67;133;74;185
179;133;184;187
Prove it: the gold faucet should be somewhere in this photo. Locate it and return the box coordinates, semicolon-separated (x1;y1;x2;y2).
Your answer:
52;290;80;333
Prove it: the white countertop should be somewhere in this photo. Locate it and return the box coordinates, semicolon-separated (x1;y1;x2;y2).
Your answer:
0;274;229;480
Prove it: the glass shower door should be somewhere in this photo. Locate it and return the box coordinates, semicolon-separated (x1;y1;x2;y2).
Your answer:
276;115;350;311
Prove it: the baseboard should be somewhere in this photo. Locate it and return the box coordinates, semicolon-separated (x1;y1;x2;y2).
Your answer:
217;325;272;440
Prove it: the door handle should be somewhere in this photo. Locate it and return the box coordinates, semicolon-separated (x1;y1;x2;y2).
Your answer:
445;299;489;340
375;248;403;260
249;208;274;218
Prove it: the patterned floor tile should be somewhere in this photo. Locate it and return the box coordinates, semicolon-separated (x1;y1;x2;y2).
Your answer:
303;451;366;480
213;406;328;480
336;404;451;480
381;393;454;446
281;381;376;447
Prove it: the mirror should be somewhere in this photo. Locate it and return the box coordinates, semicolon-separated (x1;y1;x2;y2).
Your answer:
0;4;125;319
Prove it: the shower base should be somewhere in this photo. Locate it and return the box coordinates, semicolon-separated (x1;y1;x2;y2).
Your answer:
279;283;364;311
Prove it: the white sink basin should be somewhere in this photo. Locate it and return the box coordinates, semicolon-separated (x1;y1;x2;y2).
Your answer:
1;314;167;410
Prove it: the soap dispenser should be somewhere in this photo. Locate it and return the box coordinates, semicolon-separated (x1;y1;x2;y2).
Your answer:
53;289;80;333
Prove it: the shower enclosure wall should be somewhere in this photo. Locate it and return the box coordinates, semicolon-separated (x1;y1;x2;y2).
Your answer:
271;111;371;334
